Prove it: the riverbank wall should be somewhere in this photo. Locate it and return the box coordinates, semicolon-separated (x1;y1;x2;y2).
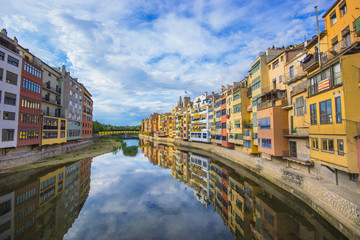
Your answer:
140;134;360;239
0;138;96;172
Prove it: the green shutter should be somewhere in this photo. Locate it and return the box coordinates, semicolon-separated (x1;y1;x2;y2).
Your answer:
355;17;360;34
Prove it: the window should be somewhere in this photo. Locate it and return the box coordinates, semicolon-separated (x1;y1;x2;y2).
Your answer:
261;138;272;149
23;78;41;93
234;120;240;129
3;111;15;120
311;138;319;150
233;104;241;113
335;97;342;123
295;96;304;116
332;62;341;86
21;98;40;110
319;99;332;124
251;81;261;91
4;92;16;105
322;139;334;152
222;123;226;129
19;129;39;140
310;104;317;125
222;136;226;141
0;68;3;81
7;55;19;67
251;61;260;74
332;36;339;51
221;99;226;105
337;139;344;155
272;60;279;69
339;1;347;17
221;109;226;116
0;199;11;216
6;71;17;85
258;117;271;129
0;51;4;61
2;129;14;141
330;10;337;26
289;65;294;78
279;75;282;83
233;93;240;100
24;62;42;78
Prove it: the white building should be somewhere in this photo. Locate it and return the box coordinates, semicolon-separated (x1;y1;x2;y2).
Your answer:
189;93;212;143
189;154;211;206
0;29;22;149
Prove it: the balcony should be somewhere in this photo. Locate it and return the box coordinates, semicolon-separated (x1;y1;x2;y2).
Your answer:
257;99;288;111
247;88;252;97
320;31;360;66
43;82;61;95
301;52;319;72
42;95;61;106
42;110;65;118
285;68;307;84
291;81;307;96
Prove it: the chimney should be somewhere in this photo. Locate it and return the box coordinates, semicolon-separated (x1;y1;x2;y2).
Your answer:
1;29;7;36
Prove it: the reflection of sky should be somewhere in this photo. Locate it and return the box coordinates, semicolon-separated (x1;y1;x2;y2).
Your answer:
64;140;233;240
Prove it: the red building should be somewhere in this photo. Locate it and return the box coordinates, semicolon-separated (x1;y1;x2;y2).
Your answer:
81;84;93;138
221;92;234;148
17;47;43;146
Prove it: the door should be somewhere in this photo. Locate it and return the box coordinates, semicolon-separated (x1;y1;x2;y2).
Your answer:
290;141;297;158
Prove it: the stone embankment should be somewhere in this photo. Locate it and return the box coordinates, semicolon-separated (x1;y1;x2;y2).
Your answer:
140;134;360;240
0;138;95;172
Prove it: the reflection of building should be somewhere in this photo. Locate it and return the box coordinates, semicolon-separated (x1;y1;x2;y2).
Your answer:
14;180;38;239
0;192;15;240
189;154;211;206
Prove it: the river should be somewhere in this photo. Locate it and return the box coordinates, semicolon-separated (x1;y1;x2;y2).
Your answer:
0;139;348;239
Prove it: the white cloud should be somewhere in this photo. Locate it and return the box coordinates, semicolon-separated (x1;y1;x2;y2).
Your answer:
0;0;334;125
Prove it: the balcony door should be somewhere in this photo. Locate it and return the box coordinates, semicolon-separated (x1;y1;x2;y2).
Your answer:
290;141;297;158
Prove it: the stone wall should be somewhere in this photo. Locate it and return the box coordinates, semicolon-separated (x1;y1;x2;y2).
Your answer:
0;139;94;172
140;134;360;239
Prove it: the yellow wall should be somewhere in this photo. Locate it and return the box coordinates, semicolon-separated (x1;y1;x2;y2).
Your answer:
267;52;286;91
42;116;67;145
323;0;360;50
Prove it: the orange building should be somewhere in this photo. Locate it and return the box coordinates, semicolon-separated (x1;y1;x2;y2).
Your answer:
81;84;93;138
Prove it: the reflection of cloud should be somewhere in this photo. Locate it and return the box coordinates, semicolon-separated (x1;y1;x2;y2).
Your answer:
64;150;232;240
0;0;334;125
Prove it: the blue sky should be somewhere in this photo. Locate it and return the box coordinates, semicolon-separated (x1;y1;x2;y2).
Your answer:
1;0;333;126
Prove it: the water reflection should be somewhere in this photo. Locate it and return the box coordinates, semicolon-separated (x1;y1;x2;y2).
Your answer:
0;158;92;240
139;139;348;240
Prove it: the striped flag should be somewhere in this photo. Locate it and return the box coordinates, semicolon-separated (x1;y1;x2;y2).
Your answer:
318;78;330;92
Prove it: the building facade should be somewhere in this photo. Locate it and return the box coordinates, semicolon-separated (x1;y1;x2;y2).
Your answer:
0;29;22;149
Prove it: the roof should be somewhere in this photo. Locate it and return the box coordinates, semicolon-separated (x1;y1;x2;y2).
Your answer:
322;0;342;18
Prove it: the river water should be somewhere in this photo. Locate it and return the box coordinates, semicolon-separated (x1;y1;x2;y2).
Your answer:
0;139;348;240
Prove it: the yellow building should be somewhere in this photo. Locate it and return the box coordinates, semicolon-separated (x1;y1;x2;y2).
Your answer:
283;49;312;165
306;0;360;182
42;116;67;145
39;166;65;206
228;80;252;152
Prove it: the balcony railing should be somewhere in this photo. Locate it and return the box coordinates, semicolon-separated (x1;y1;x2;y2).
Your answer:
257;99;288;111
320;31;359;66
285;68;307;83
43;82;61;95
247;88;252;97
301;52;319;72
42;96;61;106
291;81;307;95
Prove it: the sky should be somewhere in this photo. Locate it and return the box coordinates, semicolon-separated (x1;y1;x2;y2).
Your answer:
1;0;333;126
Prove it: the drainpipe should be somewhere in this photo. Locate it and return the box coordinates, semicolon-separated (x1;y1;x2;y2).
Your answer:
315;6;323;76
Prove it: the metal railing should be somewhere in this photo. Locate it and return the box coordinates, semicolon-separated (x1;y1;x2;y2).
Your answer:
291;81;307;95
301;52;319;71
320;31;359;65
285;67;307;83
